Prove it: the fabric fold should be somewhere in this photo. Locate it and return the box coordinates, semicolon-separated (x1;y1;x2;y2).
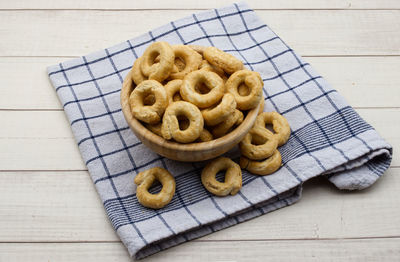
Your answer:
47;2;392;259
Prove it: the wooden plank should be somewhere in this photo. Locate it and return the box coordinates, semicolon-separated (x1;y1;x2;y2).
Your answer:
1;56;399;110
0;171;118;241
0;111;86;170
0;138;86;170
1;0;399;10
0;238;399;262
0;108;397;171
0;10;399;57
0;57;63;109
0;168;398;242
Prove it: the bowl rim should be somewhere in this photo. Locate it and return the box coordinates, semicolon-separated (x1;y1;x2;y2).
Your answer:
120;67;260;153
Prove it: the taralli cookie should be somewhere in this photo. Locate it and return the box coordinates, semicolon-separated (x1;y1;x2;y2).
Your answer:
177;118;213;142
199;60;226;80
202;93;237;126
258;97;265;115
188;44;206;56
226;70;263;110
129;80;168;124
141;42;175;82
180;70;225;108
198;128;213;142
131;57;147;86
135;167;176;209
164;79;183;104
161;101;204;143
154;55;179;74
204;46;243;74
169;45;202;80
179;119;213;142
239;127;278;160
212;109;243;138
254;112;291;146
146;122;162;136
240;149;282;176
201;157;242;196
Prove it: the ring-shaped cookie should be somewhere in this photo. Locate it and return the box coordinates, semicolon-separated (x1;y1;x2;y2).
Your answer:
201;157;242;196
198;128;213;142
188;45;207;56
180;70;225;108
199;59;226;80
212;109;243;138
140;41;175;82
169;45;202;80
254;112;291;146
204;46;244;74
177;120;213;142
226;70;263;110
135;167;176;209
258;97;265;115
154;55;180;74
164;79;183;104
145;122;162;136
202;93;237;126
239;127;278;160
240;150;282;176
129;80;168;124
131;57;147;85
161;101;204;143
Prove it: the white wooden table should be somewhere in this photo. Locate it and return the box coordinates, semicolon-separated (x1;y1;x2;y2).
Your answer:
1;0;399;261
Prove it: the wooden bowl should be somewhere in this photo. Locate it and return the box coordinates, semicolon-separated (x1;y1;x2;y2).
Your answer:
121;70;260;162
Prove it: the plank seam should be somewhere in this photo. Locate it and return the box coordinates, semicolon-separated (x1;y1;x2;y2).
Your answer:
0;8;399;11
0;235;399;244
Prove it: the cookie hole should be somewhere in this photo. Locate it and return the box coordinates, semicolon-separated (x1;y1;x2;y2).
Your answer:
238;83;250;96
153;54;161;64
251;134;267;145
172;93;182;102
147;180;162;194
174;57;186;71
264;123;274;133
215;170;226;183
143;94;156;106
195;82;211;94
177;115;190;130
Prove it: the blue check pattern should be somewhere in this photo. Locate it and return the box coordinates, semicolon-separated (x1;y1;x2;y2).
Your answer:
47;2;392;259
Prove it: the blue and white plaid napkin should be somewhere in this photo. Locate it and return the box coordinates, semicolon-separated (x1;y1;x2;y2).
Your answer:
47;2;392;259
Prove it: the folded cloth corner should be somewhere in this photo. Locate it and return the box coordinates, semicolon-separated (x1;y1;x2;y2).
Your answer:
47;2;392;259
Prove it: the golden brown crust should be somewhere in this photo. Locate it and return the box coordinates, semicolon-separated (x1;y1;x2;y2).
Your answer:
226;70;263;110
239;127;278;160
212;109;243;138
135;167;176;209
131;57;147;86
240;149;282;176
180;70;225;108
164;79;183;104
129;80;168;124
204;46;244;74
254;112;291;146
141;42;175;82
201;93;236;126
168;45;202;80
201;157;242;196
161;101;204;143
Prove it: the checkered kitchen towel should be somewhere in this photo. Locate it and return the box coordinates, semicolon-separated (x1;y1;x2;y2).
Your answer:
47;2;392;259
